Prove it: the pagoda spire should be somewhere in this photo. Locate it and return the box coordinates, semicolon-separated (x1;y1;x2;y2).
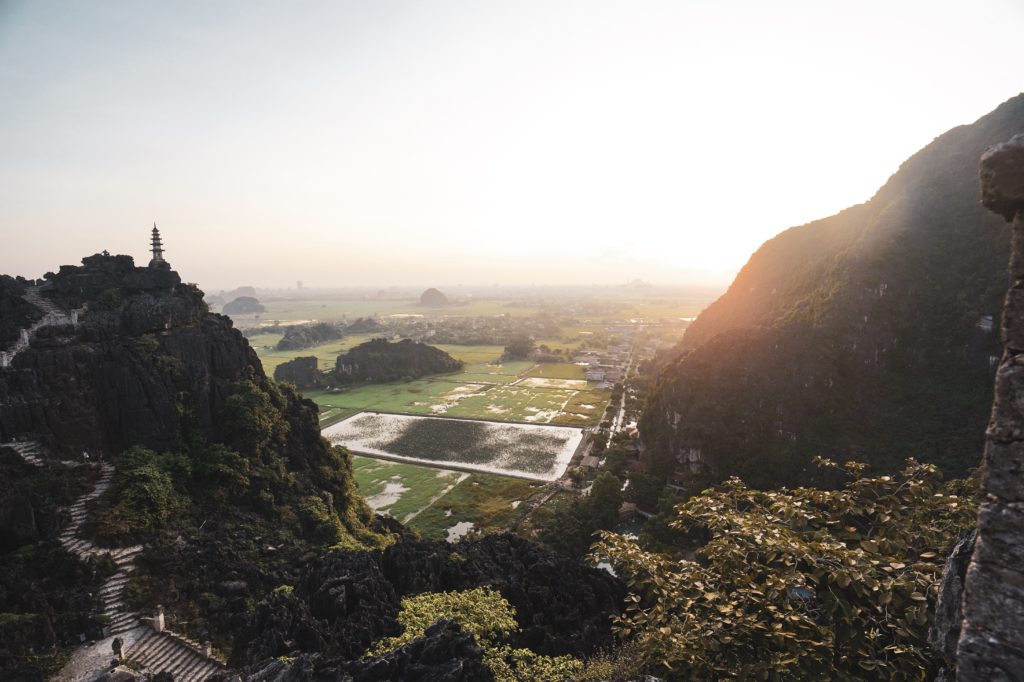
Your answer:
149;223;169;268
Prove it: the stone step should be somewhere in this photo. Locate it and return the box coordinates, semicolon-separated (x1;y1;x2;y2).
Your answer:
134;633;176;664
146;638;185;670
153;640;193;672
127;631;161;663
101;578;128;591
175;659;204;682
109;614;136;628
189;659;222;681
112;614;142;630
162;647;194;675
177;656;212;682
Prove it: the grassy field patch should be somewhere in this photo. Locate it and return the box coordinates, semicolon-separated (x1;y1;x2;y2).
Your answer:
408;474;544;540
351;456;465;522
525;363;586;380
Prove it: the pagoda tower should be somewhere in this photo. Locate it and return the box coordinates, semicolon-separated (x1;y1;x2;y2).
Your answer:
149;223;169;268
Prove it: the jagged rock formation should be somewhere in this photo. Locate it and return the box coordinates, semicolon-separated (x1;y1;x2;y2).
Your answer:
643;94;1024;487
419;288;448;307
217;620;493;682
331;339;463;385
222;296;265;315
273;356;324;389
275;322;344;351
0;252;383;679
0;254;253;454
224;534;622;679
950;133;1024;680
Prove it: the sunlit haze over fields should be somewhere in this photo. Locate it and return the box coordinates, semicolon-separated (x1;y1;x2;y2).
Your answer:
0;0;1021;288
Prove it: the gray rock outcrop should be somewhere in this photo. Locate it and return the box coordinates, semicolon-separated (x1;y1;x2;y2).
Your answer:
955;133;1024;680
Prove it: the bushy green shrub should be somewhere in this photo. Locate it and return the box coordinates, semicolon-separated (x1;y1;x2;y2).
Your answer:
93;447;187;541
592;459;978;680
369;587;582;681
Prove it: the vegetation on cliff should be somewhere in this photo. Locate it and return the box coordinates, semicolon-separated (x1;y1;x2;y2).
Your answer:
0;254;395;665
642;94;1024;487
593;459;977;679
331;338;463;385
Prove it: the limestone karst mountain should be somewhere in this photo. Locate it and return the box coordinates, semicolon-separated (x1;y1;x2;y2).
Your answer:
643;93;1024;487
419;287;449;307
0;252;621;681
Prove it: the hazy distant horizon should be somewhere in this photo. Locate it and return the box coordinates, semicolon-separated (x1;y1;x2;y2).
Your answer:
2;1;1022;289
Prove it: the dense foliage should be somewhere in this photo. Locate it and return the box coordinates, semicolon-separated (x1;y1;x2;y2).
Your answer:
91;375;384;550
331;338;463;384
592;459;978;680
370;587;583;681
538;471;623;557
503;335;535;360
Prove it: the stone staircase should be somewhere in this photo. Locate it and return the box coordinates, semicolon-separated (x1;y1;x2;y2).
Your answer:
56;461;225;680
24;283;64;316
5;439;45;467
58;464;145;634
126;628;223;682
1;283;85;368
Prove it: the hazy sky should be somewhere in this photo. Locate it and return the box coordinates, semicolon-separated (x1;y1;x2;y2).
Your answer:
0;1;1021;289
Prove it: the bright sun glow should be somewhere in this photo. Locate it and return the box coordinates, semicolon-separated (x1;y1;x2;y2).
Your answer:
0;0;1021;288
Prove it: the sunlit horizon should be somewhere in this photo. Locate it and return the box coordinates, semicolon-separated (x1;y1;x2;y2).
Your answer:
1;1;1022;289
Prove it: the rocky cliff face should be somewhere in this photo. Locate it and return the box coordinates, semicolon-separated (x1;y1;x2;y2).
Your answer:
948;133;1024;680
274;356;324;389
0;253;262;456
643;94;1024;487
220;534;623;681
0;275;42;347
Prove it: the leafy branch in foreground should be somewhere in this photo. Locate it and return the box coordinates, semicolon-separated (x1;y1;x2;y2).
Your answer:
368;587;582;682
592;458;977;680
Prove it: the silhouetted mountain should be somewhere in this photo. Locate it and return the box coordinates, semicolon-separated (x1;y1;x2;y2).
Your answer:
643;93;1024;487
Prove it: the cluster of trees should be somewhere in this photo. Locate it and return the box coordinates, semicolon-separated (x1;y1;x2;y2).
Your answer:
276;322;344;350
90;374;381;550
369;587;582;681
332;338;463;385
502;335;535;360
538;472;623;558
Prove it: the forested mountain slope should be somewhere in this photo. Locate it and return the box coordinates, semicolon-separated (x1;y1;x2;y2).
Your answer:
643;94;1024;487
